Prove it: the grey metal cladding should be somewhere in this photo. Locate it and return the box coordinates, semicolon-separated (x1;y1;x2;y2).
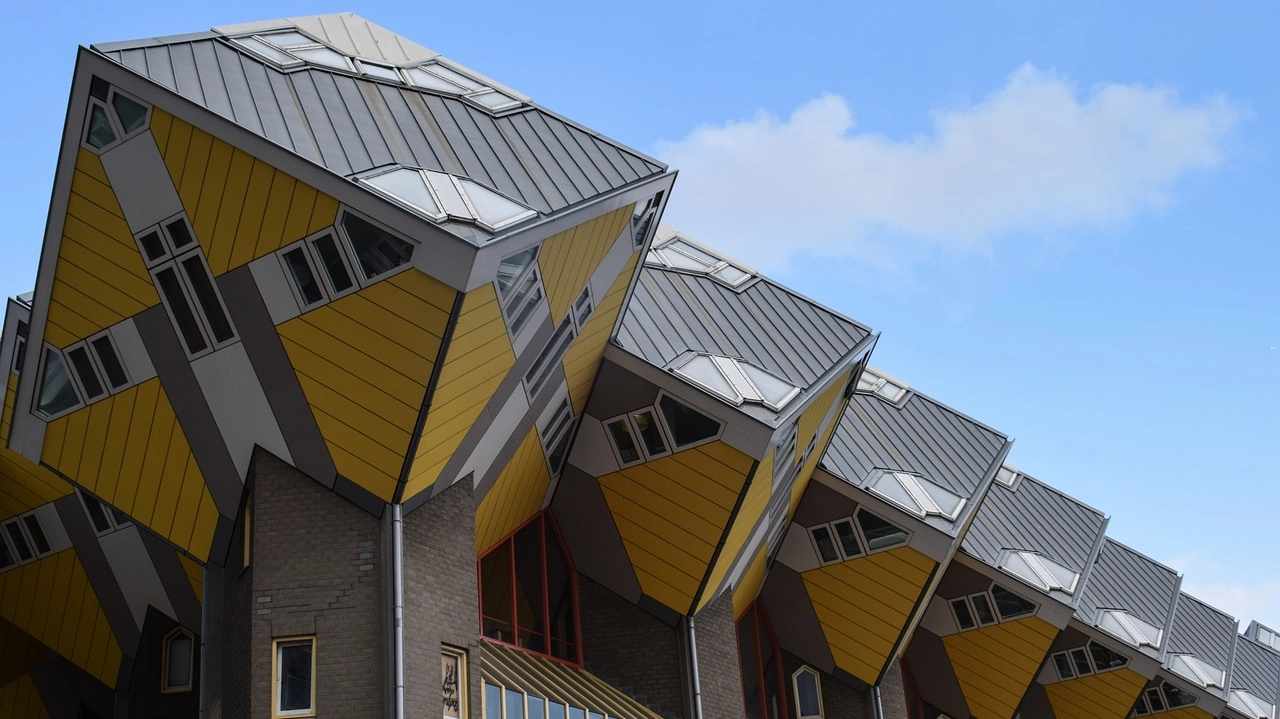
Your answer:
1166;592;1238;671
822;391;1006;499
1230;636;1280;699
97;38;663;216
961;473;1106;576
1076;538;1179;630
615;267;870;390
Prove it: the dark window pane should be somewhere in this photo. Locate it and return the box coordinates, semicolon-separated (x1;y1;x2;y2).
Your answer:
496;247;537;298
810;526;839;564
5;522;32;562
84;496;113;533
1161;682;1196;708
13;337;25;374
970;593;996;625
0;534;14;568
86;105;117;149
111;93;148;133
1053;653;1075;680
1144;688;1165;712
856;511;908;551
480;543;513;643
795;669;821;717
312;233;354;293
737;610;763;719
832;519;862;559
341;212;414;279
1070;648;1092;677
606;420;640;464
513;521;546;652
165;632;193;690
632;410;667;457
951;599;974;630
110;507;132;528
91;337;129;389
991;585;1037;621
165;219;195;249
37;350;80;416
278;642;313;712
181;256;235;343
22;516;50;555
1087;641;1128;671
156;268;208;354
658;395;720;447
89;76;110;101
67;347;104;399
138;231;167;262
283;248;325;306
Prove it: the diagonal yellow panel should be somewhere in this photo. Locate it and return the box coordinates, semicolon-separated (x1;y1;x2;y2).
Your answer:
562;249;640;413
942;616;1059;719
0;552;122;688
0;673;50;719
1153;709;1213;719
178;553;205;601
403;283;513;501
1044;667;1148;719
475;427;552;553
538;205;634;321
732;545;768;619
280;269;453;501
803;546;935;685
697;451;772;613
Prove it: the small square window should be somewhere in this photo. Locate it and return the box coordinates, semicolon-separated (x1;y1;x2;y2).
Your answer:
273;637;316;717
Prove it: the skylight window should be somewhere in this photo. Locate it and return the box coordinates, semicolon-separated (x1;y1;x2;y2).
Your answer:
1097;609;1163;650
1000;551;1079;593
1257;624;1280;651
230;30;354;72
994;464;1021;488
1229;690;1276;719
360;168;536;233
866;471;966;522
855;367;908;403
673;354;799;411
402;63;522;111
1168;654;1225;690
646;236;754;288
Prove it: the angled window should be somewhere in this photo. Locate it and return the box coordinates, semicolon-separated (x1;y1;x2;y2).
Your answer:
83;86;150;152
1098;609;1162;650
674;354;799;411
35;345;81;417
808;525;840;564
273;636;316;717
1167;653;1225;689
775;422;799;480
524;318;575;401
355;58;402;82
309;231;357;296
647;236;754;288
1000;550;1079;593
538;398;577;476
12;319;28;374
1256;624;1280;651
629;409;668;459
855;509;909;552
604;418;641;466
1050;640;1128;681
866;471;966;522
993;463;1021;488
360;168;535;232
656;394;721;449
570;287;593;333
90;334;129;390
1229;690;1276;719
230;30;353;72
139;215;238;357
950;583;1038;632
496;246;544;338
950;598;976;631
162;627;195;693
339;211;416;281
855;367;908;403
80;490;132;536
1133;682;1199;716
792;667;823;719
280;244;327;308
631;194;662;249
990;585;1037;621
1;512;53;570
808;509;909;566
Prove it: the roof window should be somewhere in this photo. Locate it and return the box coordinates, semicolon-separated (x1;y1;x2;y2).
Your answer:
1257;624;1280;651
1000;551;1079;594
1228;690;1276;719
1167;653;1225;690
855;367;908;403
360;168;536;233
993;463;1021;489
230;30;354;72
646;236;754;288
83;84;150;153
1097;609;1163;650
673;354;799;411
866;471;966;522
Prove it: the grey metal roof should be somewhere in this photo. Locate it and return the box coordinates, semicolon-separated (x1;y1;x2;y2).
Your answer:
822;390;1007;506
1167;592;1239;674
961;473;1107;593
1230;637;1280;700
615;265;871;400
1076;538;1180;632
93;28;664;224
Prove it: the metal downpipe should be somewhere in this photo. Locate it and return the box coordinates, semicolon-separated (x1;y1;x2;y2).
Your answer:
687;615;704;719
872;684;885;719
392;504;406;719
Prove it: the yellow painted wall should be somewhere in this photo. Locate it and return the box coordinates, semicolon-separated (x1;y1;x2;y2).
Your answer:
403;283;514;502
562;250;640;414
178;554;205;601
0;674;48;719
279;270;453;501
538;206;634;321
40;378;219;560
149;110;339;275
599;441;754;614
474;427;553;553
698;451;773;613
1149;708;1213;719
803;546;935;684
0;376;71;520
1044;667;1148;719
43;149;159;349
0;551;122;688
942;616;1058;719
732;545;768;619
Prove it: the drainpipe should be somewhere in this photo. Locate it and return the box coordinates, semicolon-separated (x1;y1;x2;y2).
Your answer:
392;504;406;719
686;615;704;719
871;684;885;719
199;565;208;719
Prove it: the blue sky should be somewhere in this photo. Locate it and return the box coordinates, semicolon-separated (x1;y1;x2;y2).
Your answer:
3;2;1277;628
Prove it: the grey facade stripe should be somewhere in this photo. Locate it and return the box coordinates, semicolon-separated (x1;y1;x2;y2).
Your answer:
31;654;117;719
332;474;387;518
550;466;643;604
138;529;204;632
208;515;234;565
902;629;969;718
133;306;242;518
53;495;141;654
760;564;838;676
217;267;337;489
397;290;466;505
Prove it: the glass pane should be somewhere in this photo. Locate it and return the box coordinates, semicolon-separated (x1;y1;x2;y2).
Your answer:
165;219;195;249
91;337;129;389
809;526;839;564
156;267;209;354
875;380;906;402
588;712;603;719
658;247;710;272
657;395;720;448
832;520;862;559
424;64;484;91
485;683;502;719
5;523;32;562
110;507;132;527
496;247;537;298
364;169;442;219
867;473;924;517
970;593;996;625
528;696;545;719
913;476;965;519
950;599;974;630
233;37;297;65
547;703;565;719
713;264;751;286
739;363;796;407
631;410;667;457
795;670;821;718
359;60;402;82
991;585;1036;621
545;519;577;662
67;346;104;399
1087;641;1128;671
480;542;513;643
283;248;325;306
37;349;80;416
458;178;534;229
1145;688;1165;712
260;31;318;49
111;93;148;133
513;521;546;652
0;534;14;569
138;230;167;262
278;642;313;712
669;239;720;266
573;289;592;329
312;233;354;293
1070;648;1092;677
84;496;112;533
469;90;522;111
404;66;468;93
166;633;193;689
425;171;472;219
509;282;542;337
1000;552;1048;591
606;420;641;465
86;105;117;149
1157;684;1196;709
22;516;50;555
1052;653;1075;680
506;689;525;719
677;355;738;401
341;212;415;280
181;256;235;343
569;707;586;719
855;511;908;551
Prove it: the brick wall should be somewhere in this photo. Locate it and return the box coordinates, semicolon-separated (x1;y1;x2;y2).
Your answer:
125;608;201;718
578;575;685;719
403;480;482;719
780;651;871;719
877;660;909;719
692;591;744;719
248;449;384;718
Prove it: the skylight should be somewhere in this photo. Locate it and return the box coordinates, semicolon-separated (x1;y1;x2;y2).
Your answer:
360;168;536;233
1229;690;1276;719
646;236;754;288
673;354;799;411
855;367;908;403
866;471;966;522
1097;609;1162;650
230;30;354;72
1000;551;1079;593
1167;653;1225;690
993;464;1021;488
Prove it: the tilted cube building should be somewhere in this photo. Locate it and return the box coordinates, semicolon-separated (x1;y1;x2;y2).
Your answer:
1;13;1278;719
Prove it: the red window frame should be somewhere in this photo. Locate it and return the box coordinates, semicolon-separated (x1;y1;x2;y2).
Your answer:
477;511;582;666
737;601;789;719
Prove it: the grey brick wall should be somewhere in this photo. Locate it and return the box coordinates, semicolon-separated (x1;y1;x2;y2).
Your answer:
248;449;384;718
780;652;871;719
403;479;482;719
877;660;909;719
216;504;253;719
692;591;744;719
578;575;685;719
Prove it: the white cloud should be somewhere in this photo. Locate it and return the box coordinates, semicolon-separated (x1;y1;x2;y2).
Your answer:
654;64;1242;272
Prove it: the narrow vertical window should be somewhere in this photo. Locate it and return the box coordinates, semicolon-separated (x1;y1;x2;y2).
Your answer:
282;248;325;306
85;104;117;149
274;637;316;717
66;345;105;399
311;233;355;294
21;516;50;555
36;347;80;416
630;409;667;458
792;667;823;719
180;255;235;343
605;419;640;465
91;336;129;389
442;646;466;719
162;628;195;692
4;521;32;562
155;267;209;354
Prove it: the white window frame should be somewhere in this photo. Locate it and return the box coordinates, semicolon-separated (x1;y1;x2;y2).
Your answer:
994;463;1022;489
1050;640;1130;682
950;583;1039;632
442;645;468;719
229;30;355;73
1097;609;1163;650
161;626;195;693
1;512;53;570
335;208;419;286
538;396;578;477
140;214;238;359
653;390;723;452
999;550;1080;594
33;344;84;420
791;666;824;719
855;367;909;404
603;407;672;466
273;636;317;718
79;490;132;536
646;235;754;288
673;354;800;411
807;508;911;567
81;86;151;154
523;317;575;402
61;331;131;403
866;470;966;522
570;286;594;333
631;193;662;250
276;236;334;310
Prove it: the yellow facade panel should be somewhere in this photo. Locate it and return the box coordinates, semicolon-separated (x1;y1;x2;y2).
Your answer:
191;137;232;244
178;552;204;599
563;251;639;413
698;453;774;613
732;545;768;619
188;487;221;562
475;427;552;553
0;674;50;719
539;206;633;321
1045;668;1148;719
0;454;72;523
1156;709;1213;719
177;127;213;215
943;616;1058;719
